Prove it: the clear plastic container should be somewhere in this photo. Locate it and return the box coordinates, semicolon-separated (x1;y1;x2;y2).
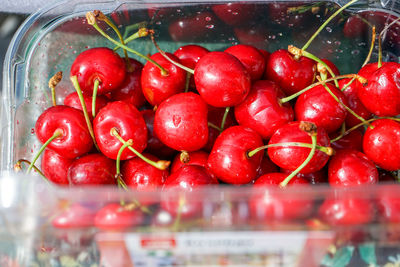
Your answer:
1;0;400;266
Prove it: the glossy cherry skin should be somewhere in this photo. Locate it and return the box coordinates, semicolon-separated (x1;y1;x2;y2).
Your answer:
268;122;331;174
41;149;73;185
204;106;236;152
141;52;186;106
68;153;116;185
234;26;270;49
377;185;400;223
265;49;316;96
250;173;313;222
363;119;400;171
234;80;294;139
338;78;371;128
94;101;147;160
208;126;263;184
110;58;146;109
94;203;144;231
141;109;176;158
321;59;340;79
224;44;265;81
330;129;363;152
328;149;378;187
64;92;109;118
70;47;126;94
194;51;251;107
254;155;278;180
154;92;208;152
358;62;400;116
35;105;93;159
161;165;218;218
52;204;95;229
121;153;168;191
212;2;258;26
281;168;327;184
343;15;367;38
295;83;348;133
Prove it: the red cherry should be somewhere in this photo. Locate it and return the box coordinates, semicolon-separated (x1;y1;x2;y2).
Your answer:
265;49;316;96
343;15;367;38
70;47;126;94
338;78;372;128
121;153;168;191
208;126;263;184
94;203;144;231
64;92;109;118
234;80;294;139
141;109;176;158
259;49;270;65
358;62;400;116
363;119;400;171
94;101;147;160
110;58;146;109
68;153;116;185
254;172;309;185
212;3;259;26
377;185;400;223
378;169;397;182
52;204;95;229
154;92;208;152
295;83;348;133
161;165;218;218
281;168;327;184
35;105;93;159
141;52;186;106
41;149;73;185
268;3;312;28
194;51;251;107
268;122;331;174
224;44;265;81
328;149;378;187
204;106;236;152
234;26;270;50
321;58;340;79
330;129;363;151
254;155;278;180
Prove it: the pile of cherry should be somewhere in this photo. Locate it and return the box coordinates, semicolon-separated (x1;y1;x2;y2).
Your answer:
17;6;400;231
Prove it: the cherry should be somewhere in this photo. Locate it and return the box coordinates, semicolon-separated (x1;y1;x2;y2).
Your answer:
93;101;147;160
121;153;168;191
35;105;93;159
194;51;251;107
378;169;397;182
70;47;126;94
141;109;176;158
330;128;363;151
154;92;208;152
320;58;340;79
295;83;348;133
250;173;313;222
204;106;236;152
254;155;278;180
208;126;263;184
110;58;146;109
343;15;367;39
328;149;378;187
363;119;400;171
281;168;327;184
357;62;400;116
64;92;108;118
68;153;116;185
233;26;270;50
141;52;186;106
161;165;218;219
41;149;73;185
338;78;371;128
268;3;313;28
268;122;331;174
224;44;265;81
212;2;258;26
377;185;400;223
52;204;96;229
265;49;316;96
234;80;294;139
94;203;144;231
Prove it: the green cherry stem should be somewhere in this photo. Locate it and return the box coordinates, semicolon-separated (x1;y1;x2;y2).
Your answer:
110;127;170;170
279;134;317;187
115;139;132;191
208;122;222;132
92;79;100;118
247;141;333;158
362;26;376;67
86;12;168;76
220;107;230;131
184;72;191;93
301;0;359;51
27;130;62;174
340;77;356;92
15;159;49;184
48;71;62;107
70;76;100;151
122;21;148;39
115;27;149;52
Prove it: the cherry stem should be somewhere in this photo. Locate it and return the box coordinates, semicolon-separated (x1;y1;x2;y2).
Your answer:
362;26;376;67
208;122;222;132
287;2;323;14
115;139;132;191
247;141;332;158
110;127;170;170
15;159;49;184
27;130;62;174
92;79;99;118
280;74;366;103
301;0;359;51
340;77;356;92
70;76;100;151
48;71;62;107
86;12;168;75
184;72;191;93
115;27;149;52
320;81;368;126
377;17;400;68
220;107;230;131
279;134;317;187
150;31;195;75
172;196;185;232
123;21;148;39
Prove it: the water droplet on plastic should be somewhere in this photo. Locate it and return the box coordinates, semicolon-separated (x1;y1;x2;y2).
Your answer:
326;27;332;33
351;50;360;55
206;24;214;29
334;40;341;46
232;12;238;15
31;128;35;134
205;16;211;22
